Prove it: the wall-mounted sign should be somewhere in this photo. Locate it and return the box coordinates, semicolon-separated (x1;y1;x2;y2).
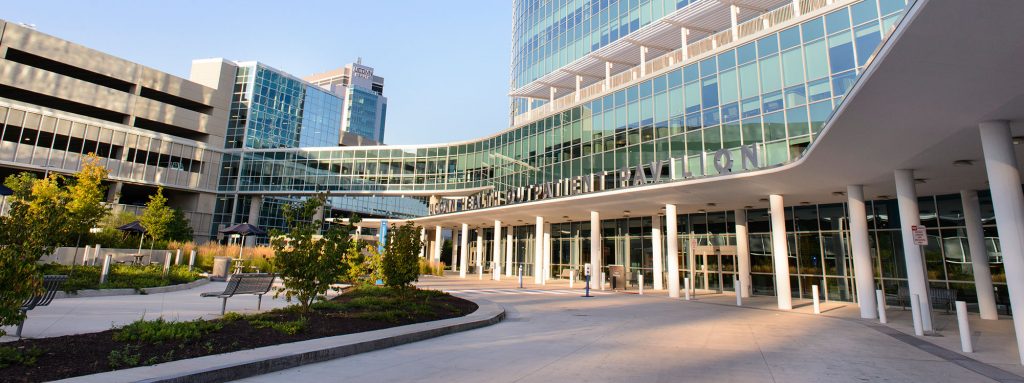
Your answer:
429;144;762;215
354;67;374;79
911;225;928;245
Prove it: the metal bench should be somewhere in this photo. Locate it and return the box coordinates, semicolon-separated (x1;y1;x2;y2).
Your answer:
201;273;276;315
16;275;67;338
896;286;958;313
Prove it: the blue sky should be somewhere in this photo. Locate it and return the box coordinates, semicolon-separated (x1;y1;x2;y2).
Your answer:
2;1;512;145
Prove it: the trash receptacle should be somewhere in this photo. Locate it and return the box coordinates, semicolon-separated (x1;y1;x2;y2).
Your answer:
608;264;625;290
212;256;231;281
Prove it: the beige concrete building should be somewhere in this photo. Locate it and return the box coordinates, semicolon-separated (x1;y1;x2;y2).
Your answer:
0;20;233;241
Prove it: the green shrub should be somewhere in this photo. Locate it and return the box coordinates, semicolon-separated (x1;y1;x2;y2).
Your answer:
381;223;422;287
248;316;307;335
0;346;42;368
107;344;141;369
37;263;202;292
113;317;222;343
418;259;445;276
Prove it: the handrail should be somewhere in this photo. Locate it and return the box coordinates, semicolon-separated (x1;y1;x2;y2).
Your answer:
513;0;846;127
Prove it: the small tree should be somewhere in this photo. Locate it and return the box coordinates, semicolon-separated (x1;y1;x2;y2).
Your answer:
382;222;423;288
345;244;383;286
65;154;110;264
140;186;173;248
165;209;194;242
0;173;67;335
271;195;358;314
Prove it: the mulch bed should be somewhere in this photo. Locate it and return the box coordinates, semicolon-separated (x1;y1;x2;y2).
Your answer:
0;288;476;382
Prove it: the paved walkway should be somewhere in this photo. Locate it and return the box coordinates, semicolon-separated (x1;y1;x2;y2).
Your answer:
0;281;294;341
237;275;1024;383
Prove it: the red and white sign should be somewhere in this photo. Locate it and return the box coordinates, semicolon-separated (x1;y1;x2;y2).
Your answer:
911;225;928;245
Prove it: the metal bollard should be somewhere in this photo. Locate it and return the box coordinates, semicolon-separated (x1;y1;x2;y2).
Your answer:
684;277;691;300
83;245;92;266
638;271;644;295
163;252;172;276
812;285;821;314
569;270;575;288
518;265;523;288
876;289;888;324
600;272;606;290
188;250;196;272
478;265;483;280
910;294;924;336
735;278;742;306
100;254;112;284
93;244;103;266
495;266;501;281
956;301;973;352
175;249;182;265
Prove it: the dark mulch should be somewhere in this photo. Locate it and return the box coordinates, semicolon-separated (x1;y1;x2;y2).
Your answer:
0;288;477;383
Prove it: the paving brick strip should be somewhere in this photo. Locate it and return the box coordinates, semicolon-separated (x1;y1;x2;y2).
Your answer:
56;298;504;383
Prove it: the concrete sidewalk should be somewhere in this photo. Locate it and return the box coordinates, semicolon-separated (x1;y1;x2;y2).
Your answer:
0;280;295;341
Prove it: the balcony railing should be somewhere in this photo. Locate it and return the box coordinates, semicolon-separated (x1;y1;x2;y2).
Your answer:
513;0;843;127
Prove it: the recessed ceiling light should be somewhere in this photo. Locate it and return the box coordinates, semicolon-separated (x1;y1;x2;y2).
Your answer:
743;205;753;209
832;191;846;196
953;159;974;167
800;201;811;205
706;202;717;207
877;195;890;199
562;215;569;219
697;209;706;213
915;178;927;184
758;198;769;202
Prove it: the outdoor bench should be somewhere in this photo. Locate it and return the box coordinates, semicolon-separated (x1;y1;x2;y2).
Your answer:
896;286;958;313
201;273;276;315
16;275;67;338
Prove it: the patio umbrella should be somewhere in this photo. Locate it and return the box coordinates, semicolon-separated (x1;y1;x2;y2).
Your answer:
0;185;12;196
116;220;147;254
220;222;267;261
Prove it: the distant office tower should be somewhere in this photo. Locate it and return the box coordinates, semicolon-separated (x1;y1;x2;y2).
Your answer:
306;59;387;143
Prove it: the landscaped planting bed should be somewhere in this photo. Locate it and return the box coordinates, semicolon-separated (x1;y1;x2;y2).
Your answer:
36;263;203;292
0;287;476;382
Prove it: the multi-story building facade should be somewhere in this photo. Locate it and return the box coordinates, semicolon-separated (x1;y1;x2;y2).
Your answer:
4;0;1024;363
306;60;388;143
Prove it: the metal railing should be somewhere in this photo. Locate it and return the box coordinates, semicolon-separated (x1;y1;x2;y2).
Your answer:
513;0;843;127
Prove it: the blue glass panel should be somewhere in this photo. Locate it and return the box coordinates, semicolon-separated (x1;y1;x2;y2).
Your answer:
639;80;653;98
700;57;717;77
718;50;737;70
758;35;779;57
685;113;702;131
653;75;668;94
604;93;615;110
809;100;834;134
668;69;684;88
779;27;802;50
851;0;879;26
802;17;825;42
763;91;784;114
831;71;858;97
784;85;807;107
701;77;719;108
828;32;855;73
786;106;810;137
702;108;720;126
684;65;699;83
879;0;907;15
721;102;740;123
826;8;851;34
741;97;761;118
614;89;627;106
737;43;757;64
764;111;787;141
627;85;639;102
854;24;882;66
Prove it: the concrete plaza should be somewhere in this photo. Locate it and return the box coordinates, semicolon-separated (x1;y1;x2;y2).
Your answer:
238;275;1024;383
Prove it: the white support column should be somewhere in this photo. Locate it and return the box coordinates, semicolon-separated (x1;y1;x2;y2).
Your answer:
769;194;793;310
652;215;664;290
604;62;613;90
433;226;443;264
535;216;545;284
980;121;1024;365
549;87;556;112
246;196;263;247
493;220;502;281
848;185;878;319
452;226;460;272
575;75;583;102
735;209;752;298
475;229;483;271
590;211;602;290
895;169;933;332
543;223;552;284
666;204;681;298
681;28;690;59
505;227;514;277
730;5;740;41
460;224;469;278
792;0;801;17
639;46;648;76
962;189;998;320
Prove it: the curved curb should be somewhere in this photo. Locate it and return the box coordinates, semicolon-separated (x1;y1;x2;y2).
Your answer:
52;279;210;299
57;297;504;383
